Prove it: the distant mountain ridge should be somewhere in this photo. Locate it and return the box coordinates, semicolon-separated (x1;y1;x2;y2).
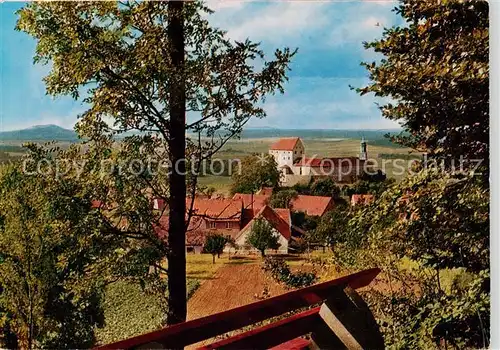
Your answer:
0;125;401;144
0;124;78;141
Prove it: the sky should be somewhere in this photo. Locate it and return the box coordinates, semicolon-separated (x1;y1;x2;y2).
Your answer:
0;0;404;132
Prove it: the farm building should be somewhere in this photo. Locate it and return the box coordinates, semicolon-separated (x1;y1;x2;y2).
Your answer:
268;137;368;186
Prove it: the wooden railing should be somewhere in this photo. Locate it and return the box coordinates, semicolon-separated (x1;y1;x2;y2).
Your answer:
96;268;383;350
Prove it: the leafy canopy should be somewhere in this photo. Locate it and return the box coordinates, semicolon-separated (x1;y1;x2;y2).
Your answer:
357;0;489;164
246;218;280;257
203;234;233;263
0;156;119;349
231;154;281;195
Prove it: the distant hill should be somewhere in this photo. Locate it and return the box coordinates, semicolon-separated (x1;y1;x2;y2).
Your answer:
0;125;78;142
237;128;400;140
0;125;403;146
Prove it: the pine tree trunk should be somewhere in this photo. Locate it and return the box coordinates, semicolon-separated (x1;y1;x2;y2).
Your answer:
166;0;187;326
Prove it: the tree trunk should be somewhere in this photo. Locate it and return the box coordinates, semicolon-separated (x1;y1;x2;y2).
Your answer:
261;249;265;258
166;0;187;326
212;254;216;264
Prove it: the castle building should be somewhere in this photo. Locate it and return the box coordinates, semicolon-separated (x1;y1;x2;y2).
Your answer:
269;137;368;186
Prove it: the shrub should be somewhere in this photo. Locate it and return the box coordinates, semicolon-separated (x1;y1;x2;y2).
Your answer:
262;257;316;289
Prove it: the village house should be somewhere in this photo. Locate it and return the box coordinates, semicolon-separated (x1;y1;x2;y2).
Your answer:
232;191;334;217
231;205;292;254
153;197;243;253
268;137;368;186
153;196;294;254
151;188;335;254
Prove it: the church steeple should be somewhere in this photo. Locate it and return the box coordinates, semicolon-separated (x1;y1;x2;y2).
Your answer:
359;137;367;161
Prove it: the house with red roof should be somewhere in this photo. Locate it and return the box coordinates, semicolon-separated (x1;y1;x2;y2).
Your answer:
268;137;368;185
232;191;334;217
231;205;292;254
153;197;244;253
290;195;335;216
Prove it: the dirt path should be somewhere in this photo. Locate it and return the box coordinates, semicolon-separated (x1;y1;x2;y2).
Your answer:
187;262;287;320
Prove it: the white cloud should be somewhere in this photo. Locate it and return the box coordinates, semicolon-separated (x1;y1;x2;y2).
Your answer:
246;76;401;130
209;2;329;44
205;0;245;12
329;10;393;47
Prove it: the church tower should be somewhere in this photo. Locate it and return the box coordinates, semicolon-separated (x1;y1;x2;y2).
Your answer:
359;137;367;161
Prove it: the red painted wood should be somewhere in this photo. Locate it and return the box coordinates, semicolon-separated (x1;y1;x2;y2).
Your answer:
95;268;380;350
197;307;321;350
269;337;311;350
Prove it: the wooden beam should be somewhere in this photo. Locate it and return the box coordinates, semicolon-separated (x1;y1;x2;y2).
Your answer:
96;268;380;350
313;286;384;350
198;307;322;350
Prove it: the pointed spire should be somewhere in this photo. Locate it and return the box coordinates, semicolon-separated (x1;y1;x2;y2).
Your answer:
360;137;367;160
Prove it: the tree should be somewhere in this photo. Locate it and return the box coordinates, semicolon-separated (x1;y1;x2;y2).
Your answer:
344;1;490;347
17;1;295;324
310;178;340;198
310;204;351;252
268;189;298;209
246;218;280;257
0;160;118;349
357;0;489;168
203;234;231;264
230;154;281;195
347;170;489;348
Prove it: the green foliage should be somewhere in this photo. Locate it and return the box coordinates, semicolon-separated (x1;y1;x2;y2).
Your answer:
341;1;491;347
310;177;340;198
268;189;298;209
230;154;281;194
343;177;395;197
95;281;164;345
203;234;233;263
95;279;200;345
343;170;489;348
0;162;115;348
246;218;280;257
309;204;352;250
262;257;316;289
291;211;319;232
357;0;489;164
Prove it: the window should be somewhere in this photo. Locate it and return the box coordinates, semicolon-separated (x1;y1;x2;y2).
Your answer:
226;222;232;229
208;221;216;229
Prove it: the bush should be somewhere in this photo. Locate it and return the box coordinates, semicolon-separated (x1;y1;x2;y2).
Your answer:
262;257;316;289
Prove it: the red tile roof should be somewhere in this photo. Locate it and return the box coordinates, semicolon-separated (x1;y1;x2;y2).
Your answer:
294;157;362;167
257;187;274;196
232;193;270;211
239;205;291;240
290;195;334;216
153;197;243;246
155;197;243;220
269;137;300;151
274;208;291;228
188;197;242;220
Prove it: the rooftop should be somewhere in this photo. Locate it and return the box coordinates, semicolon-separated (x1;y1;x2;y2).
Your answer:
269;137;300;151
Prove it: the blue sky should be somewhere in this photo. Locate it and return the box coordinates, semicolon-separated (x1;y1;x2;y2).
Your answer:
0;0;403;132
